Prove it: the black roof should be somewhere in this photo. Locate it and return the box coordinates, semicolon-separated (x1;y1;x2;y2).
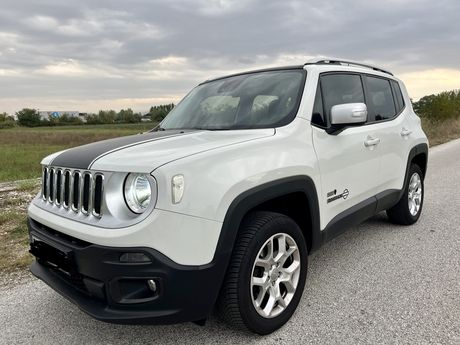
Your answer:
200;65;304;85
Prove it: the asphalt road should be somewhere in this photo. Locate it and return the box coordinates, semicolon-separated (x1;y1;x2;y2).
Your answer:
1;139;459;345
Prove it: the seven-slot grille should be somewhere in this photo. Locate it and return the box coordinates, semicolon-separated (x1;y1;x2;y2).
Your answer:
41;167;104;217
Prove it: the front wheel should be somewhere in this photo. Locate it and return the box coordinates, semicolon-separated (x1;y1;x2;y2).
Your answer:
387;164;424;225
217;211;308;334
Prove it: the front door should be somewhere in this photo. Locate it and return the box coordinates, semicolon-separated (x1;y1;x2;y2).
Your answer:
311;73;381;229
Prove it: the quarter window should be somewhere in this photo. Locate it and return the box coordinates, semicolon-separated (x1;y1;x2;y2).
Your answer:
365;76;396;121
391;80;405;113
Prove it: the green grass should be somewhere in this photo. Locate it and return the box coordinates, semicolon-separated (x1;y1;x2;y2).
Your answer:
0;123;155;182
1;119;460;182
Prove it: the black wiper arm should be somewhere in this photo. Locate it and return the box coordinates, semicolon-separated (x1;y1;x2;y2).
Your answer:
151;125;166;132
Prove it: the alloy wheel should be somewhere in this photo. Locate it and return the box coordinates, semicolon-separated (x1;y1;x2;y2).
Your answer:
250;233;301;318
408;172;422;216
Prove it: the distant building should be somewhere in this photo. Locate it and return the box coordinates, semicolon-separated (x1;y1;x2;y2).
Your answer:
38;111;86;122
39;111;79;120
141;113;152;122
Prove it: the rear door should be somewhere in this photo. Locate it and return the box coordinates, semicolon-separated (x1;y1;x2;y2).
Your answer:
363;76;410;193
311;73;381;228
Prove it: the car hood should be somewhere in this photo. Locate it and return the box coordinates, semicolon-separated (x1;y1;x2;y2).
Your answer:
44;129;275;173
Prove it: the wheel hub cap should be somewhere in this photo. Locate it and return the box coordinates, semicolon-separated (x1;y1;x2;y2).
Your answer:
250;233;301;318
408;172;422;216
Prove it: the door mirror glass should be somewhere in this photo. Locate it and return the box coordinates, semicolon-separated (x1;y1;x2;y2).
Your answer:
330;103;367;125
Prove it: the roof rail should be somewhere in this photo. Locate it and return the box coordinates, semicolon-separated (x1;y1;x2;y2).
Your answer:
304;57;393;76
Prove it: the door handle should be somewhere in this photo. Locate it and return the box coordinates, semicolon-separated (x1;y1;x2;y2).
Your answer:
401;128;412;137
364;136;380;147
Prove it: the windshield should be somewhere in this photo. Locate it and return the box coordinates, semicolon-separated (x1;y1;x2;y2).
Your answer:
160;69;306;130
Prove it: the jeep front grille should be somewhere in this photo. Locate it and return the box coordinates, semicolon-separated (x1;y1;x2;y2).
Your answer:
41;167;104;217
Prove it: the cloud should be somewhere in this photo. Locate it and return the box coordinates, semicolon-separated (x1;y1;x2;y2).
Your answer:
0;0;459;113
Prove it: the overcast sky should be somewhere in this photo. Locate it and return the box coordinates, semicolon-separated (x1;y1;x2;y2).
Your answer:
0;0;459;114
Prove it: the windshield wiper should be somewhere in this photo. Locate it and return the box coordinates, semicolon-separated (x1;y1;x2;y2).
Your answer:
151;125;166;132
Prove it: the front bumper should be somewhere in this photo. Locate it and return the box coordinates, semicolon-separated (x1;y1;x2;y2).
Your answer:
28;217;225;324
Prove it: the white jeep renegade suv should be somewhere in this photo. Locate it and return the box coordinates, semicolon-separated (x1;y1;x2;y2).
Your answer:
28;58;428;334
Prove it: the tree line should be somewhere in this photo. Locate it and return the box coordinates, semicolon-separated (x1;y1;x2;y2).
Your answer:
1;90;460;128
0;103;175;128
412;89;460;121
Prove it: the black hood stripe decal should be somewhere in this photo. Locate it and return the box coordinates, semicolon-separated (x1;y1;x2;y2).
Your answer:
50;130;190;169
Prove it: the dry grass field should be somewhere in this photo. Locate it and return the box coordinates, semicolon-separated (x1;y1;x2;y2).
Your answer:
421;116;460;146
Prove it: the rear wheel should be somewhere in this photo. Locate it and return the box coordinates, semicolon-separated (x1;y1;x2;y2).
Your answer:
387;164;424;225
217;211;307;334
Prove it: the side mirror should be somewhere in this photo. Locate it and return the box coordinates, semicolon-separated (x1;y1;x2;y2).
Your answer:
330;103;367;125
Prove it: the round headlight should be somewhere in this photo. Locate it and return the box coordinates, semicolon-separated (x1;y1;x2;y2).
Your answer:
124;173;152;214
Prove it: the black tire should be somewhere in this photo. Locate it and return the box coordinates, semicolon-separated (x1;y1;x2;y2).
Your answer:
216;211;308;335
387;164;424;225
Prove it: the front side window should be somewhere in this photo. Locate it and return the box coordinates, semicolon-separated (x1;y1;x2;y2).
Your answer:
160;70;305;130
365;76;396;121
320;74;365;120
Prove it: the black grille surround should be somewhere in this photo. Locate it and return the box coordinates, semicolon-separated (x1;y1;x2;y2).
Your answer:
41;166;104;218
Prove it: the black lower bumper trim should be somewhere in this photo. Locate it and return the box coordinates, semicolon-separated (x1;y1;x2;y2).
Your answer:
28;218;226;325
31;261;178;324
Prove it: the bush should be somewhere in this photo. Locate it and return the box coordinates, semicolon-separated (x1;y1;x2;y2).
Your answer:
0;112;15;129
16;108;41;127
116;108;142;123
9;104;174;127
0;120;15;129
413;89;460;122
58;113;84;125
85;113;103;125
39;114;84;126
85;109;142;124
147;103;175;122
98;110;117;124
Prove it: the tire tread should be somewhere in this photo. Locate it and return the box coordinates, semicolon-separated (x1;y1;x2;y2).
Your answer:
216;211;287;331
387;163;423;225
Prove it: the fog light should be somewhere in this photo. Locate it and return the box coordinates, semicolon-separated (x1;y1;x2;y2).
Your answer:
119;252;151;263
147;279;157;292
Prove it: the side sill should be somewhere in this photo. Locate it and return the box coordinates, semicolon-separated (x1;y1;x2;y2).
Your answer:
320;189;400;245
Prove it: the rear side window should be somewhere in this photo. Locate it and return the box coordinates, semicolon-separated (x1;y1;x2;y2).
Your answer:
365;76;396;121
391;80;405;113
320;74;365;120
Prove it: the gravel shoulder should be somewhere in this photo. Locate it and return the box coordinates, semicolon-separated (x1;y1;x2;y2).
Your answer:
0;179;39;281
0;140;459;344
